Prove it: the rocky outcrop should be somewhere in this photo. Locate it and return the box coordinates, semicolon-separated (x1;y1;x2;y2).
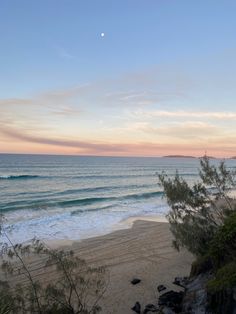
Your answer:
143;304;159;313
207;285;236;314
131;274;236;313
181;273;211;313
157;284;167;293
158;290;184;313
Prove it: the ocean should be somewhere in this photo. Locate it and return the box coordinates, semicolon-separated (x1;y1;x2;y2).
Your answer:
0;154;235;243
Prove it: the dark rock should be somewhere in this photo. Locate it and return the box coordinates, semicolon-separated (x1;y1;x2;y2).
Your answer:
182;272;236;314
143;303;159;313
157;284;167;293
173;276;189;288
161;308;176;314
182;273;210;313
158;290;184;305
131;301;141;313
207;284;236;314
131;278;141;285
190;257;213;277
158;290;184;313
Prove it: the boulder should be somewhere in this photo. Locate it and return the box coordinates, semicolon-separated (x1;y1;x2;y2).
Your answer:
161;307;176;314
157;284;167;293
143;303;159;313
173;276;189;288
131;301;141;313
131;278;141;285
158;290;184;313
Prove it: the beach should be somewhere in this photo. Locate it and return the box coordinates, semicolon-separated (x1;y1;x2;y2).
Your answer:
0;155;198;313
1;218;193;313
53;219;193;313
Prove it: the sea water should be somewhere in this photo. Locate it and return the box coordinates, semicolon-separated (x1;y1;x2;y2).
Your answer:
0;154;235;243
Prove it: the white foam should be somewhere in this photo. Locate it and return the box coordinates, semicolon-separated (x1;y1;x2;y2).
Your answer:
2;199;169;244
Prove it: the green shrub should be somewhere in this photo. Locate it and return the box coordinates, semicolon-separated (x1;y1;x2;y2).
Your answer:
209;212;236;268
0;239;107;314
207;261;236;314
0;298;12;314
159;157;236;313
0;282;14;314
158;156;236;256
207;261;236;293
204;213;236;313
190;255;213;277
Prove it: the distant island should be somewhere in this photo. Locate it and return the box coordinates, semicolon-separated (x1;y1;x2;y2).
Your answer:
163;155;218;159
163;155;196;158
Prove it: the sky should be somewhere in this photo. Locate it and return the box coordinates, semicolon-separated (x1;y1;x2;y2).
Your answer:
1;0;236;157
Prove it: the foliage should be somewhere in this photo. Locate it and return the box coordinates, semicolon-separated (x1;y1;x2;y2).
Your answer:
0;238;108;314
206;261;236;314
207;261;236;293
158;156;236;256
191;211;236;276
0;281;14;314
209;211;236;268
159;157;236;312
190;255;213;277
186;210;236;313
199;157;235;210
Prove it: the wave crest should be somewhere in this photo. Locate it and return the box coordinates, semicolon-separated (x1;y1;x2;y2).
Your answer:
2;190;163;213
0;175;40;180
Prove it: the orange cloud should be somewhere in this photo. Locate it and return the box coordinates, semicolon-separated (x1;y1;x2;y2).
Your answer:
0;69;235;158
0;125;236;158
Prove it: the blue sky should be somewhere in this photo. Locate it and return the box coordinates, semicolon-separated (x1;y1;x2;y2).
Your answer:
1;1;236;156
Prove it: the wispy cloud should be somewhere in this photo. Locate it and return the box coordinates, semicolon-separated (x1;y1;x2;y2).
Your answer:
0;125;125;154
136;121;221;139
1;124;236;157
0;67;236;157
50;106;82;116
0;67;188;111
133;110;236;120
55;45;76;60
0;98;33;106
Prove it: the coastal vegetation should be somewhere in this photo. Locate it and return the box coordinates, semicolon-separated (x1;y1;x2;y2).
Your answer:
159;156;236;313
0;233;107;313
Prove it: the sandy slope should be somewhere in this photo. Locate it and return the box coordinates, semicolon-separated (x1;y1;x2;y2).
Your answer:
1;219;193;313
67;220;193;313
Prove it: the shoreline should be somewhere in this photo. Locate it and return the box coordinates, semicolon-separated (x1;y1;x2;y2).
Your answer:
45;214;168;249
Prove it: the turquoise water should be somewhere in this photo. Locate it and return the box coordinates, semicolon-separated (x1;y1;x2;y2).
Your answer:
0;154;235;243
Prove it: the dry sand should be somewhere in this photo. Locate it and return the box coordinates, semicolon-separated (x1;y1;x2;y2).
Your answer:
63;219;193;313
2;219;193;313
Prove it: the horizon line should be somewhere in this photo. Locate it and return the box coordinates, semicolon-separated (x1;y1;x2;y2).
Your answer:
0;152;235;159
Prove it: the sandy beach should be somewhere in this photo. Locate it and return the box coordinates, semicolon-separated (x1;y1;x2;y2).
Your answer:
60;219;193;313
1;219;193;314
